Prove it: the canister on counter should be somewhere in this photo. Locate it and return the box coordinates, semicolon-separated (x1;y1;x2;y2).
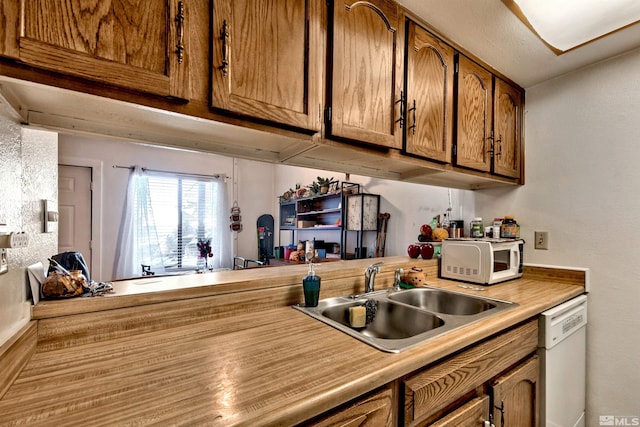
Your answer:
470;217;484;238
452;220;464;238
500;216;520;238
448;222;462;238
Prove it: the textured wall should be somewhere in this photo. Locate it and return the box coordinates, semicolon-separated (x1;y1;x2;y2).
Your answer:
0;103;58;347
474;47;640;424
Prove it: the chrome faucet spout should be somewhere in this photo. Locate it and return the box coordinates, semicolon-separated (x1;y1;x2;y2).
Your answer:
364;261;383;293
393;268;403;291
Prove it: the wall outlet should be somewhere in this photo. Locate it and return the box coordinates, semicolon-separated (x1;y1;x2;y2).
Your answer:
9;232;29;248
0;231;28;248
534;231;549;250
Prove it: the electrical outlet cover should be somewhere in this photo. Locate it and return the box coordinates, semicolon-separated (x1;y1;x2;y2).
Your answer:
534;231;549;250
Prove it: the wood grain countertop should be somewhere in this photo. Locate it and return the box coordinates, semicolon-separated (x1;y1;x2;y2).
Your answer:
0;259;586;426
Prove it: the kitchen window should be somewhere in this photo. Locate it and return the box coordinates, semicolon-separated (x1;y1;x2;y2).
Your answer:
147;172;220;271
114;167;230;279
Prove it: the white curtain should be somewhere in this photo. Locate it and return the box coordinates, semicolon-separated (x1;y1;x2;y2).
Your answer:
210;176;233;270
114;166;166;279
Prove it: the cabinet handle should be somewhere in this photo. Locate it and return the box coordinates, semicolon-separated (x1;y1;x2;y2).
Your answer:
495;400;505;427
395;90;405;129
175;1;185;64
408;99;417;135
487;132;495;156
220;19;230;77
495;135;503;157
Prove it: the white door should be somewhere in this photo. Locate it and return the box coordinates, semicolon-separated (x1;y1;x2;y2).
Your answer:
58;165;92;266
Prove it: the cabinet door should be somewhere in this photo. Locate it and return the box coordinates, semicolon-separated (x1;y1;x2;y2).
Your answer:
307;386;394;427
211;0;323;131
404;22;454;163
329;0;402;149
403;320;538;426
455;55;493;172
490;356;539;427
429;395;491;427
3;0;189;99
493;78;522;178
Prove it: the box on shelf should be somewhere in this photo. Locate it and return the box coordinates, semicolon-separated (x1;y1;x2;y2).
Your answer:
297;220;316;228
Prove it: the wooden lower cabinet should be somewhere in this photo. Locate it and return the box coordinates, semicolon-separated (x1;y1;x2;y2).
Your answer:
490;356;539;427
304;385;395;426
402;319;538;427
303;320;539;427
429;395;490;427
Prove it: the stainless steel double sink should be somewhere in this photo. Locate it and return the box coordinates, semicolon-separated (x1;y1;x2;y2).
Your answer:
293;286;517;353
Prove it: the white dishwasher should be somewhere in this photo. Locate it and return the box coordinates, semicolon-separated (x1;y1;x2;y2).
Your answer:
538;294;588;427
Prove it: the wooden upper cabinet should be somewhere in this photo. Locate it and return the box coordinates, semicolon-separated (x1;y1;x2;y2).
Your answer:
1;0;189;100
328;0;403;149
455;55;493;173
404;21;454;163
493;77;523;178
211;0;323;132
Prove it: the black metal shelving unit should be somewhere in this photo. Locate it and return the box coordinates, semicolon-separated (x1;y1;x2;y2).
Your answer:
278;182;369;260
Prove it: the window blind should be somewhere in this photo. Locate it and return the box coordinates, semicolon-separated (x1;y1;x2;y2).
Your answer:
146;173;216;270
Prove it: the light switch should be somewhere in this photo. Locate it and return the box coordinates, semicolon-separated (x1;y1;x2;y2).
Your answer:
0;249;7;275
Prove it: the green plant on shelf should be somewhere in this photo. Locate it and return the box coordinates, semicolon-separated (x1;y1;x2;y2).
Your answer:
316;176;334;194
308;181;320;195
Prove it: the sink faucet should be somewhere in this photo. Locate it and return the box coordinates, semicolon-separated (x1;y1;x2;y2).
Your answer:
393;268;403;291
364;262;383;293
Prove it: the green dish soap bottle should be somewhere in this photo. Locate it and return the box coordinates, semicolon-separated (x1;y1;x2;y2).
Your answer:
302;262;321;307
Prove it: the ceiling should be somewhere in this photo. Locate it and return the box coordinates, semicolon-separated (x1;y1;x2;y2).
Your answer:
398;0;640;88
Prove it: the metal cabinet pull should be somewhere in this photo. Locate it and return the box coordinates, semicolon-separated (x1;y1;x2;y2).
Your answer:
495;400;505;427
175;1;185;64
408;99;417;135
220;19;230;76
395;90;405;129
496;134;503;157
487;132;495;156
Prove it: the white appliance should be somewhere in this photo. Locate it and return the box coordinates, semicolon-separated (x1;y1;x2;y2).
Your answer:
538;294;587;427
440;238;524;285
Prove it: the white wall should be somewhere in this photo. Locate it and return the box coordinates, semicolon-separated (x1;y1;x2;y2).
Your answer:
274;165;475;258
59;134;274;281
0;105;58;347
475;47;640;423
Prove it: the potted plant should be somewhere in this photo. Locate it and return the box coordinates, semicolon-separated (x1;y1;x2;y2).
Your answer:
316;176;333;194
308;181;320;195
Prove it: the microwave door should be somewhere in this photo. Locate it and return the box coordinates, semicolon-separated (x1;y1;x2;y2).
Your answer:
493;248;511;272
489;247;519;284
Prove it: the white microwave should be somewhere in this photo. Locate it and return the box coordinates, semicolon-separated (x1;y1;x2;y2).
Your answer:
440;238;524;285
